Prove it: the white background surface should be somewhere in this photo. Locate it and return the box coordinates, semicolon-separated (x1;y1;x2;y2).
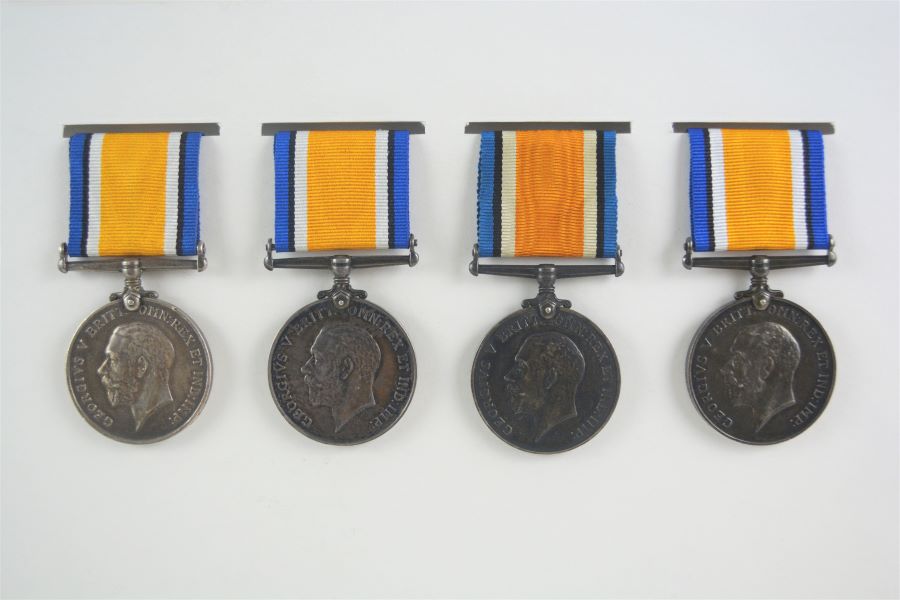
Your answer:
2;2;898;598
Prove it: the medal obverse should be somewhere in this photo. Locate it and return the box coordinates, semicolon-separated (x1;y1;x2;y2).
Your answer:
269;297;415;445
686;297;834;444
473;304;619;453
67;297;212;444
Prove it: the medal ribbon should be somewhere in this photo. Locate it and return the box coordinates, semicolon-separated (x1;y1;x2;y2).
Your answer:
68;131;203;257
476;130;618;258
273;130;410;252
688;128;828;252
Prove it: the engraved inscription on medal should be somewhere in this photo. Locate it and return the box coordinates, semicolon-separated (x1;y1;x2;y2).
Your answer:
268;298;416;445
66;299;212;443
687;298;835;444
472;307;620;453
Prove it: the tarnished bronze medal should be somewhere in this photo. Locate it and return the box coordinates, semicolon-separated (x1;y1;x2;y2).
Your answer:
676;122;837;444
465;122;630;453
60;124;217;443
268;283;416;445
66;291;212;444
686;293;835;444
471;266;621;453
262;123;423;445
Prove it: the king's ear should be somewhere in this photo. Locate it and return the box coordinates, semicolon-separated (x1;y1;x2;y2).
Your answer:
760;355;775;380
135;355;149;379
339;356;354;381
543;368;558;390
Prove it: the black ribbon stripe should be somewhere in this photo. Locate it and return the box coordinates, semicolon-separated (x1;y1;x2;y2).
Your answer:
287;131;297;252
80;134;92;257
493;131;503;256
597;131;605;258
387;131;395;248
703;129;716;250
801;130;814;250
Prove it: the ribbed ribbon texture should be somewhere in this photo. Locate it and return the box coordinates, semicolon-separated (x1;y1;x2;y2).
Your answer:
476;130;618;258
688;128;828;252
274;129;410;252
68;131;202;257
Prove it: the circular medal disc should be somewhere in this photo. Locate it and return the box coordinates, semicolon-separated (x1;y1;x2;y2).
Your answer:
66;297;213;444
471;306;620;453
686;297;836;444
268;297;416;445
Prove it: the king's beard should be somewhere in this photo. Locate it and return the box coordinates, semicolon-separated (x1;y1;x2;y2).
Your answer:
102;376;139;408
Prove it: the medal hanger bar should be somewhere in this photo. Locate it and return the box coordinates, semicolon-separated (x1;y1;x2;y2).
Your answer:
469;245;624;279
58;243;206;312
63;123;220;137
469;246;623;321
261;122;425;135
265;237;418;310
683;236;836;311
672;122;834;134
264;236;419;272
465;122;631;134
58;242;207;273
683;236;836;271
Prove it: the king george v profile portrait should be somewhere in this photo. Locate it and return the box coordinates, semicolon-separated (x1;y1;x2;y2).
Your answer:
98;322;176;432
720;321;801;432
504;332;586;443
301;324;382;433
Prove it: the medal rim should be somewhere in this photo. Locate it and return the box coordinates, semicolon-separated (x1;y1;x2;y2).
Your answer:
65;296;214;445
267;295;417;446
685;295;836;446
471;304;621;455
